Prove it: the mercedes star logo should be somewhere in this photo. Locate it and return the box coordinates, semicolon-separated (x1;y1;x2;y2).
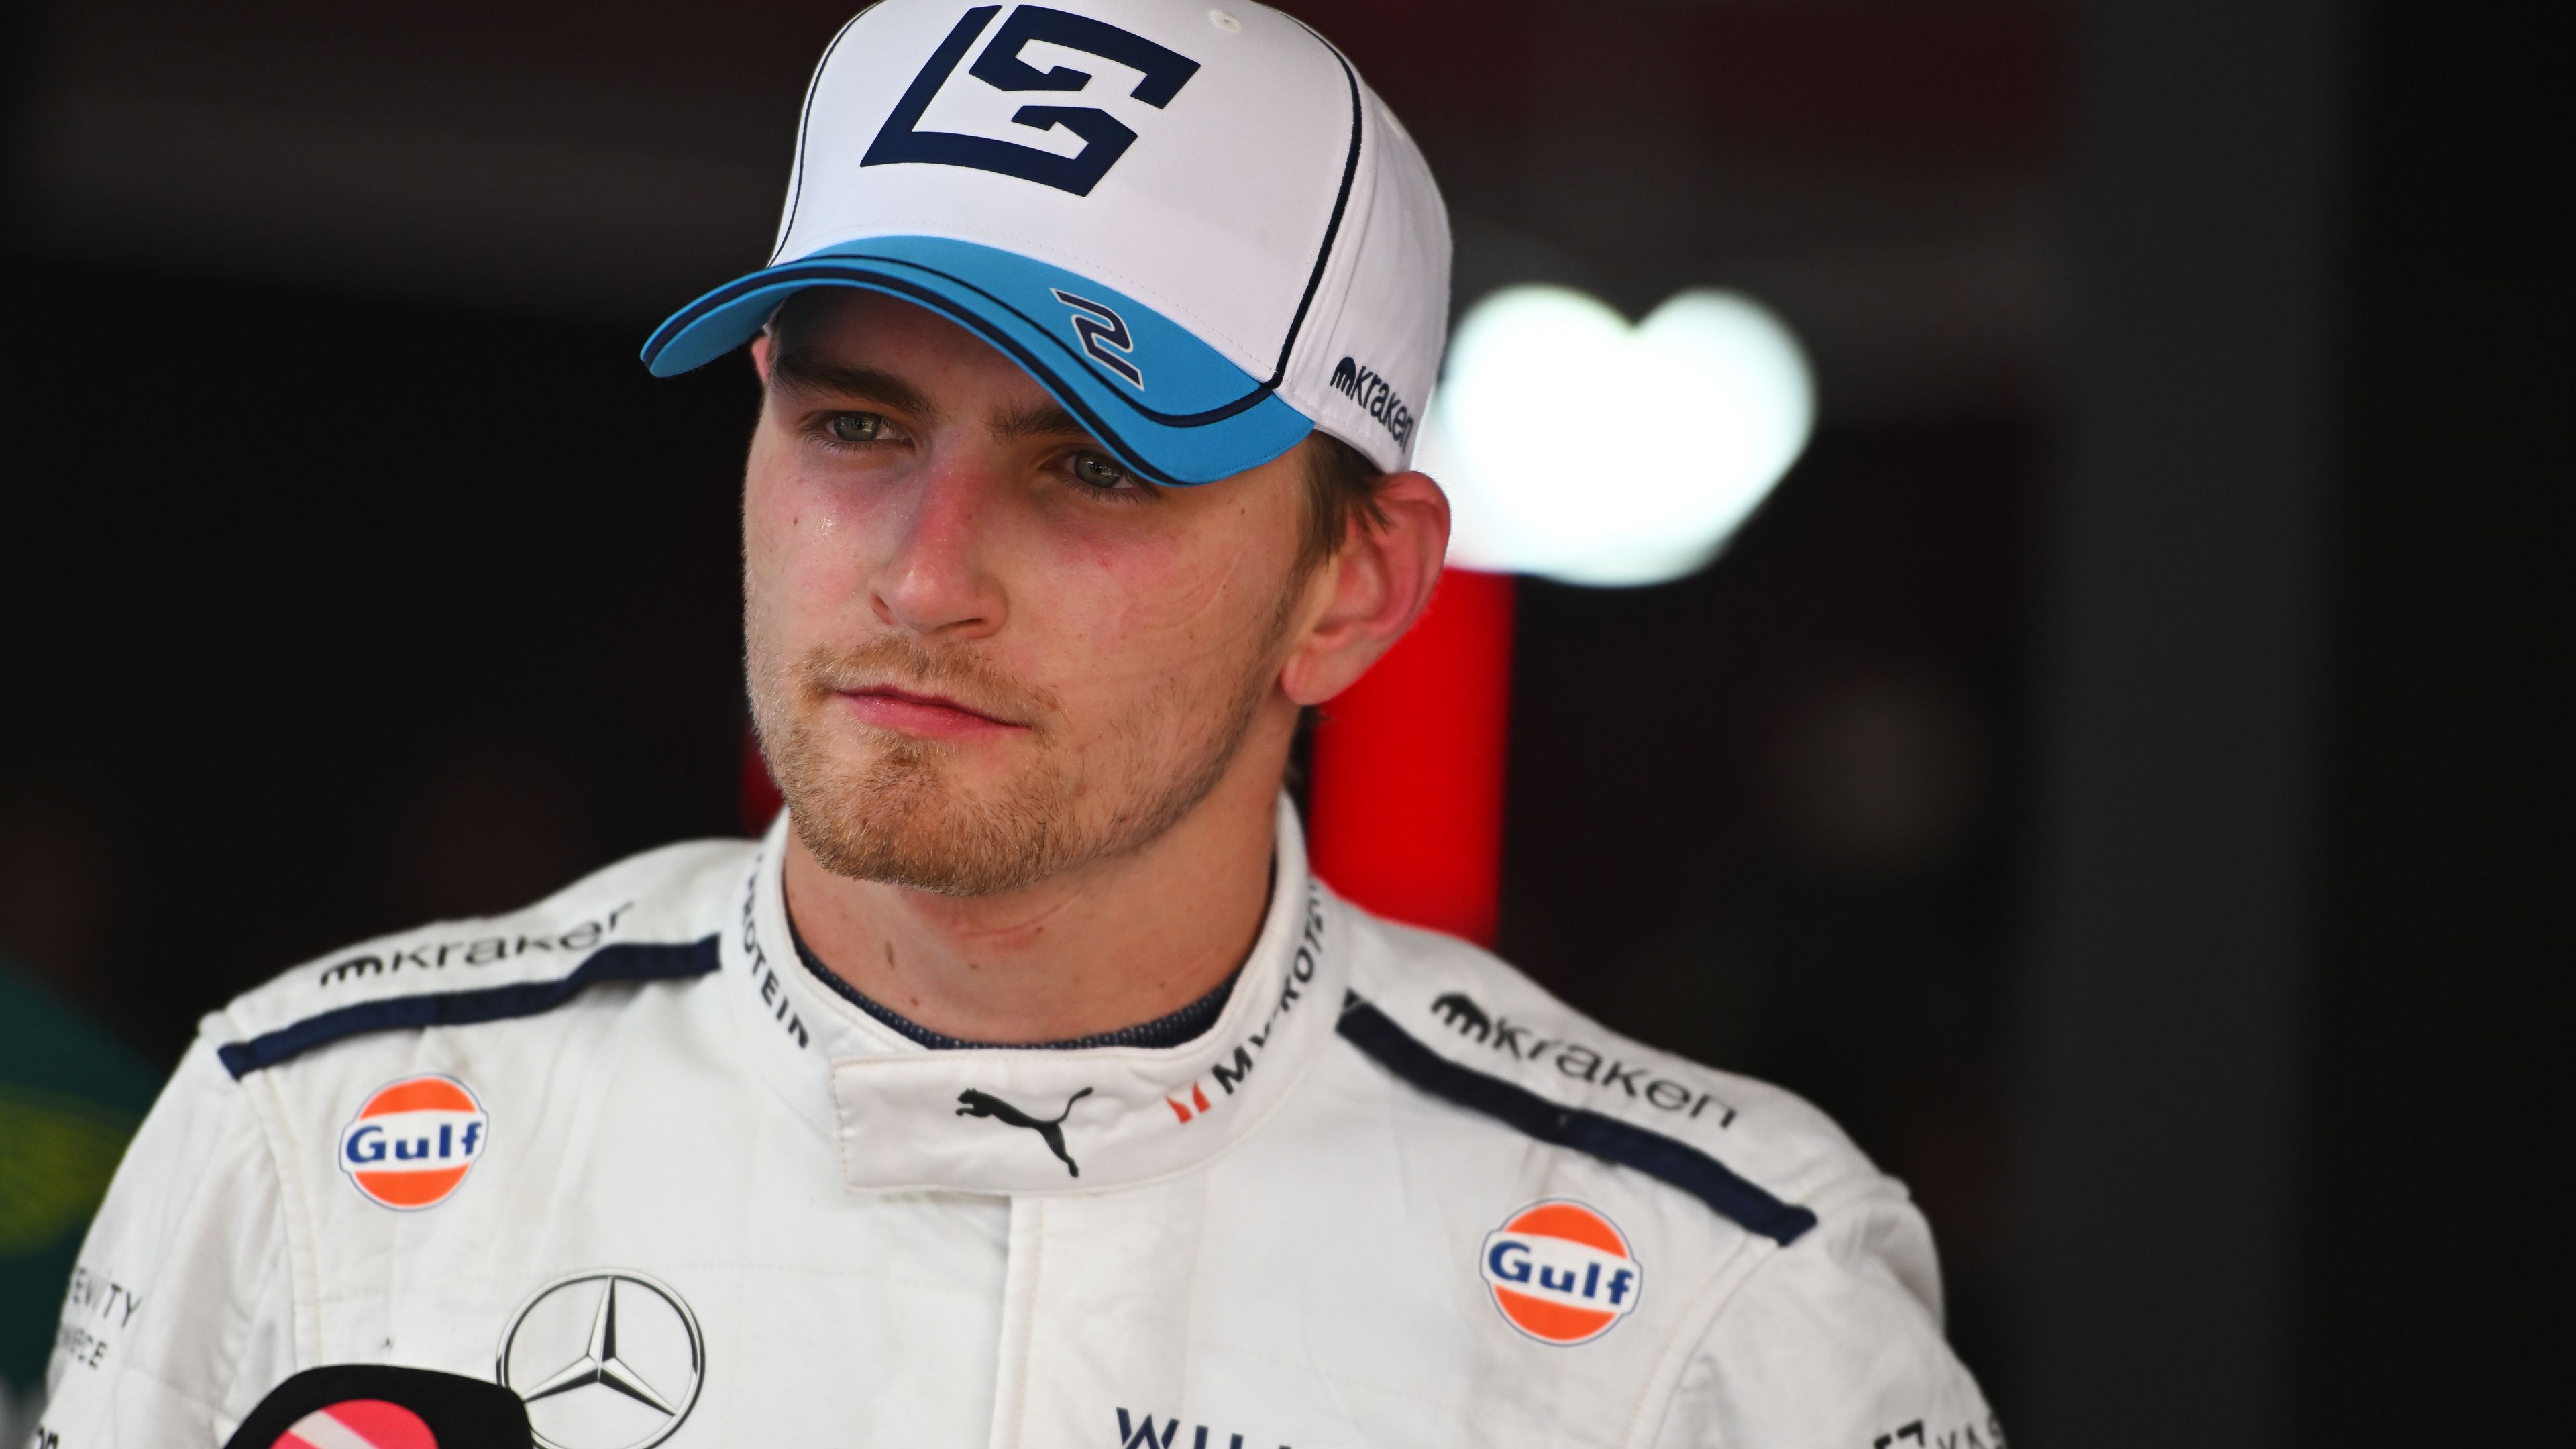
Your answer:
496;1270;704;1449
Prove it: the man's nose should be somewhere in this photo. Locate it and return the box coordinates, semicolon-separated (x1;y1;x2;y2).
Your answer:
869;454;1008;639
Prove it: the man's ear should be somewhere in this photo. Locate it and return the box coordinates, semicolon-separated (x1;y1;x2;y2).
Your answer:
749;329;776;386
1278;470;1452;707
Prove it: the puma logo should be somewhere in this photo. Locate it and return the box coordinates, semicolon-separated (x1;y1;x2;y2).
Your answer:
955;1087;1093;1178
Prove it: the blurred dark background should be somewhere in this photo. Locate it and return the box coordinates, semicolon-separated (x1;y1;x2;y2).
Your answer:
1;0;2561;1442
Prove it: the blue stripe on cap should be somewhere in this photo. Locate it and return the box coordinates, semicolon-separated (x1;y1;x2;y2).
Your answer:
641;236;1313;486
1334;991;1819;1246
215;937;720;1079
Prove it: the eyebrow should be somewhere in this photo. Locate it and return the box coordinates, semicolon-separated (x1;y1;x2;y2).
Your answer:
989;399;1088;443
767;350;941;423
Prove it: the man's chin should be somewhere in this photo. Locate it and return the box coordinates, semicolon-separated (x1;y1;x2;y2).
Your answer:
778;751;1075;897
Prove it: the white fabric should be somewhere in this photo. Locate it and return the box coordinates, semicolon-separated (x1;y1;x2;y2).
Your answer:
771;0;1450;474
40;804;1994;1448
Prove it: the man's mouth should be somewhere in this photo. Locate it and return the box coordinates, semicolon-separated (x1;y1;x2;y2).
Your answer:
835;684;1026;739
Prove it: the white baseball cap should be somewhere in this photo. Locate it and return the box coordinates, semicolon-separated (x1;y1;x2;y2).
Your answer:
643;0;1451;487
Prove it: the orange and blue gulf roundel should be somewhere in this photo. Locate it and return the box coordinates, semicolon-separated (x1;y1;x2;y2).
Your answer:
1480;1200;1644;1346
336;1073;488;1211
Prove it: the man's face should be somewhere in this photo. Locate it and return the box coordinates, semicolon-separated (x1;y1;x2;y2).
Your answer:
743;288;1318;896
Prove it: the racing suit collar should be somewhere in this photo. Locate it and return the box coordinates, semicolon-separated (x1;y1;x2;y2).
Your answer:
722;798;1348;1195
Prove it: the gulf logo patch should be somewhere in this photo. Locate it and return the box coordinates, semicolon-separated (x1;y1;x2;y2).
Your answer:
1480;1199;1642;1345
337;1074;488;1211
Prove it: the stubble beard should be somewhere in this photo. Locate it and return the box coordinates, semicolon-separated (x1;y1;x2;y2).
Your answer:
747;608;1291;897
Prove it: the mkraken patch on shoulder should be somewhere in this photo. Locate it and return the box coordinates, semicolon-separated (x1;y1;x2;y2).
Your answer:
217;937;720;1079
1336;991;1817;1245
1424;988;1741;1127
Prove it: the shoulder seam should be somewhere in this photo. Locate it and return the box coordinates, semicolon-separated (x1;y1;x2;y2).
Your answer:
1335;991;1819;1246
216;936;721;1079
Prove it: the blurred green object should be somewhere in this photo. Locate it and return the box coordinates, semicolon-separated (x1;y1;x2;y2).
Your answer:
0;958;162;1397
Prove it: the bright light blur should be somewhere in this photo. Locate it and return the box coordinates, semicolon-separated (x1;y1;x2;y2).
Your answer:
1419;284;1815;587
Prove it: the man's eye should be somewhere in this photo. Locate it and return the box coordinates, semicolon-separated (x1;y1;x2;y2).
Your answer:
1070;453;1132;490
824;413;886;443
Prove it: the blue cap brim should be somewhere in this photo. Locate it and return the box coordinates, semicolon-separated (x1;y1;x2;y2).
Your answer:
641;236;1312;487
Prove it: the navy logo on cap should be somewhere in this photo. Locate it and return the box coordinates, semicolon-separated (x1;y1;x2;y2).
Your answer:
1052;289;1144;387
864;5;1201;197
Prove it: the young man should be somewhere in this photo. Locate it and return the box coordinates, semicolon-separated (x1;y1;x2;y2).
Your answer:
42;1;1997;1444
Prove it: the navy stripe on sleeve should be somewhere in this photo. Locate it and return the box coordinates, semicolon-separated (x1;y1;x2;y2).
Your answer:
1336;992;1819;1246
217;936;720;1079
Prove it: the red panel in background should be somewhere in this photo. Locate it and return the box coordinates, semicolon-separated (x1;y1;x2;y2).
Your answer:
1308;568;1517;947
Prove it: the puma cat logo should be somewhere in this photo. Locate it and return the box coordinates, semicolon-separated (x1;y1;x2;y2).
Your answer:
955;1087;1093;1177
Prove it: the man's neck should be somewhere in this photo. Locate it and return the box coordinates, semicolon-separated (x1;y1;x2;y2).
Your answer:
780;748;1285;1046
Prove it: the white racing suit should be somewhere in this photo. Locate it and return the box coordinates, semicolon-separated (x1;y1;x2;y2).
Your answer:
38;804;1997;1448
